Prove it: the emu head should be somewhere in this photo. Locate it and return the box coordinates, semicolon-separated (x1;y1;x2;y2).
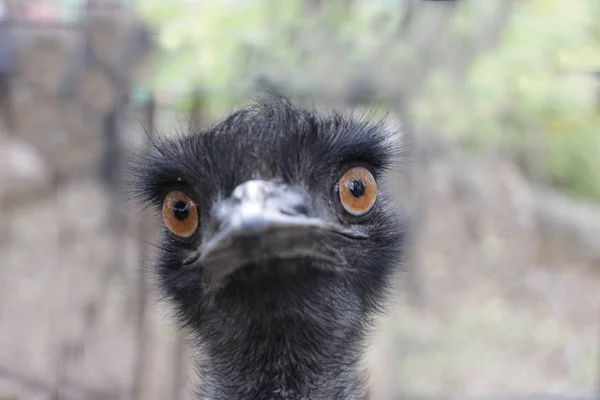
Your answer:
129;98;405;331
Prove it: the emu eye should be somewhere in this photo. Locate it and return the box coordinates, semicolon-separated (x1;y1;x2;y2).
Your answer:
162;191;199;238
336;167;377;216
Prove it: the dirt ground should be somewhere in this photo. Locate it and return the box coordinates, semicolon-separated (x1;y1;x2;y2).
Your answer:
369;155;600;399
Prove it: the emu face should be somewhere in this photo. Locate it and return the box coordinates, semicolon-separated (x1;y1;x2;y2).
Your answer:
130;99;405;316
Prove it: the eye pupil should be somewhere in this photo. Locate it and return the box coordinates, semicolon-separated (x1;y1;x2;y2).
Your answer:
173;201;190;221
348;180;365;198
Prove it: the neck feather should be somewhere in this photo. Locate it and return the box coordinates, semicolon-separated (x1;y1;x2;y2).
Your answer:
185;279;373;400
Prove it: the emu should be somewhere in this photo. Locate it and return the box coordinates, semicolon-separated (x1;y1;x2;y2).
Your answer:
129;97;406;399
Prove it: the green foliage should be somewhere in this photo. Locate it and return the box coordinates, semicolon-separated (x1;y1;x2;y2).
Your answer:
136;0;409;113
137;0;600;202
137;0;318;111
413;0;600;201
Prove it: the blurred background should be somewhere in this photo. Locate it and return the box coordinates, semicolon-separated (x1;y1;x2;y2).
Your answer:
0;0;599;399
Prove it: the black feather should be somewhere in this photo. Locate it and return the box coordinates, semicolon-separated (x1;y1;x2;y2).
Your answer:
127;97;407;399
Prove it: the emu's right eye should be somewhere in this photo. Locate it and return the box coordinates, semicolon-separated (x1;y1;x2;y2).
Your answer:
162;191;199;238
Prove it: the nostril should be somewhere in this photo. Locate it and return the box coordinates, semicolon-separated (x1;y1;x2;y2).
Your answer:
276;186;312;216
279;207;297;216
292;202;311;216
278;197;311;217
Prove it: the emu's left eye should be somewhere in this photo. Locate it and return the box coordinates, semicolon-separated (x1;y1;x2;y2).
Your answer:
162;191;199;238
336;167;377;216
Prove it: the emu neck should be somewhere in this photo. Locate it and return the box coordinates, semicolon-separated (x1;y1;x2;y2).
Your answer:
192;281;371;400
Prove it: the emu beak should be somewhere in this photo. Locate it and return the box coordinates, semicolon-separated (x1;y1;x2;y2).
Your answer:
196;179;366;283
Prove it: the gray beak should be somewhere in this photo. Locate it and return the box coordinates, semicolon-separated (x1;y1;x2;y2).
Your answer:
196;180;366;283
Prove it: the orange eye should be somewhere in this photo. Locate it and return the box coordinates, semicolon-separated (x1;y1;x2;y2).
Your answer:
337;167;377;216
162;191;199;238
